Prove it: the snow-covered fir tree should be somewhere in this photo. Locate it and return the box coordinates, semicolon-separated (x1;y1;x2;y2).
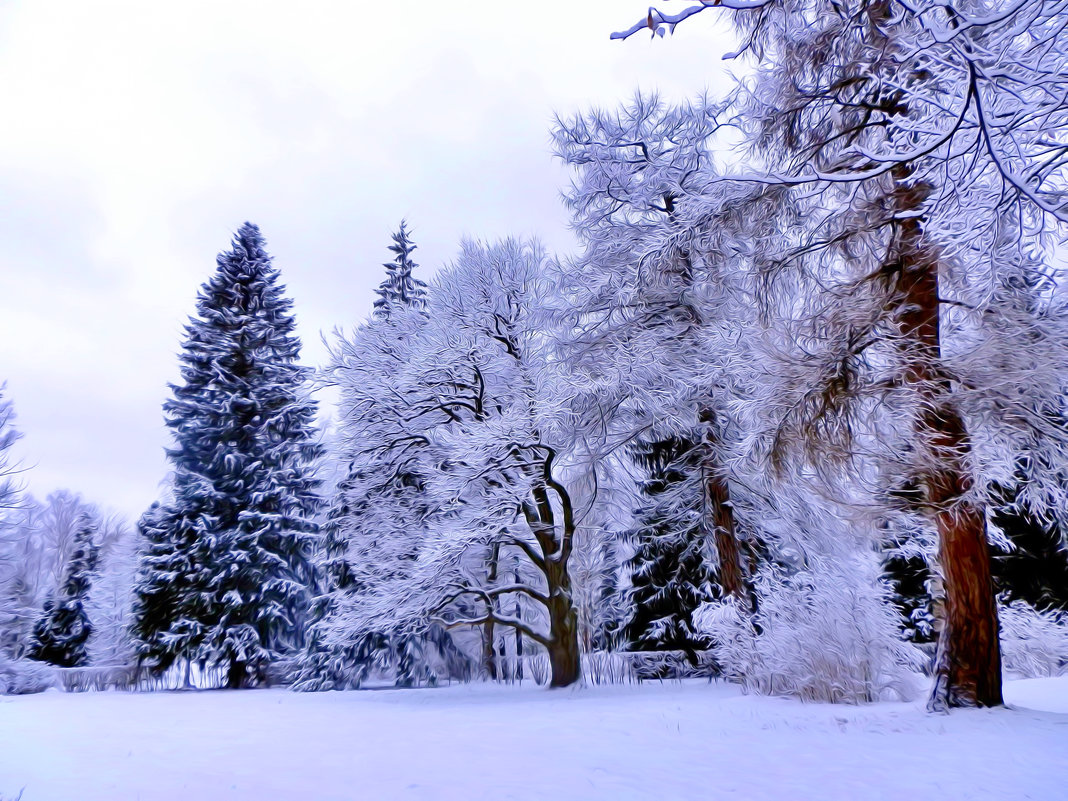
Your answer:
132;223;322;689
622;435;715;663
28;514;97;667
372;220;427;320
296;223;439;691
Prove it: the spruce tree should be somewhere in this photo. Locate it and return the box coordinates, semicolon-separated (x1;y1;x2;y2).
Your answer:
372;221;427;320
298;223;450;690
318;222;427;601
132;222;322;688
622;436;715;665
29;514;97;667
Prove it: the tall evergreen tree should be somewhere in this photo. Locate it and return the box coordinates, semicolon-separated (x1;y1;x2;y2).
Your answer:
132;223;322;689
29;514;97;667
623;436;715;664
319;222;428;599
372;220;427;320
297;223;434;690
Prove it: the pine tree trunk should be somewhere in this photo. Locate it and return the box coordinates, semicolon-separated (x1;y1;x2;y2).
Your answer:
891;168;1002;710
699;413;750;608
706;467;749;606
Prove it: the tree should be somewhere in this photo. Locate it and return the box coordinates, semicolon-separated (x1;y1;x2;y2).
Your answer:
615;0;1068;710
622;435;715;662
325;239;585;687
552;95;759;609
34;490;96;593
28;514;97;667
0;386;29;661
373;220;428;320
86;513;138;665
297;224;446;691
132;223;322;688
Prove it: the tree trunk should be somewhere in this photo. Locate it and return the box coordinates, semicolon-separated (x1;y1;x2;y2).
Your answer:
698;411;751;608
225;659;246;690
927;430;1003;709
545;554;581;688
518;464;582;688
891;168;1002;709
482;544;500;681
514;568;524;682
706;466;749;606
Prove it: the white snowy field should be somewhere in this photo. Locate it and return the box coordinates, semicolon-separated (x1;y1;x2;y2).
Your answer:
1;677;1066;801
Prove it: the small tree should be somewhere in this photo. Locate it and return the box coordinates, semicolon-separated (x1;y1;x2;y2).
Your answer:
623;435;715;662
298;223;442;690
373;220;428;320
29;515;97;667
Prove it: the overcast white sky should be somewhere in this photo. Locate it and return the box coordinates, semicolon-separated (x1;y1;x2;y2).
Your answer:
0;1;736;519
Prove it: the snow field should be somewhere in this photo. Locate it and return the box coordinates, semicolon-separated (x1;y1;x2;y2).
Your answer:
1;677;1066;801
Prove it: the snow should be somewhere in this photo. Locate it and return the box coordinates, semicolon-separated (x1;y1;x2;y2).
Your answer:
1;677;1066;801
1005;676;1068;714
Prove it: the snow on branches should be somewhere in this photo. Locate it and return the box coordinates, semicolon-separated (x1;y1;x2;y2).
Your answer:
321;239;585;687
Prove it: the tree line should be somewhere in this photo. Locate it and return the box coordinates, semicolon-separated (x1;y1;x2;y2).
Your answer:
2;0;1068;709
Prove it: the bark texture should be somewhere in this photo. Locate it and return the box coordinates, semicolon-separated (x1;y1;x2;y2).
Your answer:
891;169;1002;709
545;556;581;688
706;467;749;607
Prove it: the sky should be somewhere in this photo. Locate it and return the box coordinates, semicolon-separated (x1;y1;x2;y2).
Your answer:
0;1;737;519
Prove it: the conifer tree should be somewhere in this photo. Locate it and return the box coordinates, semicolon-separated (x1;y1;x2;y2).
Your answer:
298;223;437;690
29;514;97;667
623;436;715;664
372;221;427;320
132;223;322;688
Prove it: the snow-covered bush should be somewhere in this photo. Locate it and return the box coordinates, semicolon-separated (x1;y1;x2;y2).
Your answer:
697;557;924;704
0;653;54;695
999;600;1068;679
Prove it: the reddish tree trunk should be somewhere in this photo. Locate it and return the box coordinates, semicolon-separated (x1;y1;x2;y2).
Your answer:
706;467;749;607
892;169;1002;709
699;412;751;607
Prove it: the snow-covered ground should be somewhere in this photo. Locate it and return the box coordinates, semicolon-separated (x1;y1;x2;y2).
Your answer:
1;677;1066;801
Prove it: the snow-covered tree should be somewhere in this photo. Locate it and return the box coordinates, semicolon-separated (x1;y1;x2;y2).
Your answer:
28;514;97;668
32;490;93;593
373;220;428;320
132;223;322;688
324;239;585;687
1;487;103;665
615;0;1068;710
297;225;442;691
86;514;138;665
0;387;19;517
0;386;29;662
552;95;763;609
622;435;715;661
